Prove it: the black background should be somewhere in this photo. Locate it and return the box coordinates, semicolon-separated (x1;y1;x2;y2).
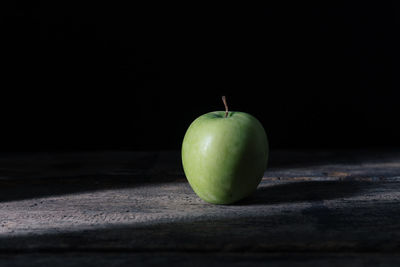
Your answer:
1;2;399;151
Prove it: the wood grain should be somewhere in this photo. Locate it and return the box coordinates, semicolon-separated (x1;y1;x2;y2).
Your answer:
0;150;399;265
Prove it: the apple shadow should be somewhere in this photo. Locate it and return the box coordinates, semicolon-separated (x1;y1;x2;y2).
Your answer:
268;149;400;168
235;180;373;206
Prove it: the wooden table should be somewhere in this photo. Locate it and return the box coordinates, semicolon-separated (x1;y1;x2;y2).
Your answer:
0;150;399;266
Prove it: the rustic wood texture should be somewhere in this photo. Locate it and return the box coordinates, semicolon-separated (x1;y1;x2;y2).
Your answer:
0;150;399;265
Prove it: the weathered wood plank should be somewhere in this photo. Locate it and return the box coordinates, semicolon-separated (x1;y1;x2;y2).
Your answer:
0;150;399;254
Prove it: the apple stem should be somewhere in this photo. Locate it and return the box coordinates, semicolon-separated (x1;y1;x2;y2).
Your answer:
222;96;229;118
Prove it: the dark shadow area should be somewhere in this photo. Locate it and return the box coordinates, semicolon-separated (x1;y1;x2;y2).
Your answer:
0;200;399;253
0;152;184;202
0;175;183;203
236;180;373;206
3;253;400;267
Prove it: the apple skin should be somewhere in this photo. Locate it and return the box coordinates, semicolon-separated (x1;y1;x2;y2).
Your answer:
182;111;268;204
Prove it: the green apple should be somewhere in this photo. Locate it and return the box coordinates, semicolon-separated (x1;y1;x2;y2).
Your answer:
181;97;268;204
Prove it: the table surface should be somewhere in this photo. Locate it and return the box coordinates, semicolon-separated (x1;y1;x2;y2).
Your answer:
0;150;399;266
